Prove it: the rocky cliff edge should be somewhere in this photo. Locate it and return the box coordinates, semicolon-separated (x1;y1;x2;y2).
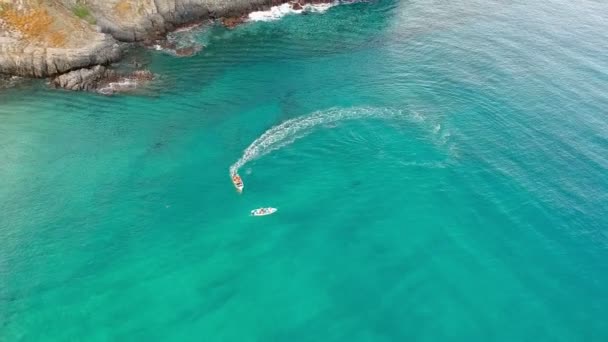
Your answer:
0;0;286;90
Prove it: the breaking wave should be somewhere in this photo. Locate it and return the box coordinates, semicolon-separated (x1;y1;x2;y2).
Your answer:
248;2;336;22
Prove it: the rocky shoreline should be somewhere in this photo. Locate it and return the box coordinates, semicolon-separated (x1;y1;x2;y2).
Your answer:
0;0;335;94
49;65;154;94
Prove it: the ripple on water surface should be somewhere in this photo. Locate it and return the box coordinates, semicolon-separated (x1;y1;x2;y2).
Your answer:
2;0;608;340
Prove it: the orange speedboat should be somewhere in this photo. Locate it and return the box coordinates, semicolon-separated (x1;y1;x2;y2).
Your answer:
231;173;244;192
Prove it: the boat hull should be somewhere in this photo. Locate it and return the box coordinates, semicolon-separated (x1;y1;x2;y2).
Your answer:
251;208;277;216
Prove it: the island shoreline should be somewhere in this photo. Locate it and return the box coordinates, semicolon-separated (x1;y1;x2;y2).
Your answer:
0;0;338;93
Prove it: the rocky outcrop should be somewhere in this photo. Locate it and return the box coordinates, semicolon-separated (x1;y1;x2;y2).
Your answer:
0;0;123;78
174;46;197;56
222;16;247;29
50;65;113;91
0;1;285;79
0;35;122;78
0;0;323;91
84;0;281;41
51;65;154;94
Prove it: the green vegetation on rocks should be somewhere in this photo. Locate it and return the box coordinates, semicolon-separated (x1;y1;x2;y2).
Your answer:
72;3;96;24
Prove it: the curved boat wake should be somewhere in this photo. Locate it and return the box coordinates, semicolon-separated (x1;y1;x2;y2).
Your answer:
229;107;404;177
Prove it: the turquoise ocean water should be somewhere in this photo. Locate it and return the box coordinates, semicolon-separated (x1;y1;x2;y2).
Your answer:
2;0;608;340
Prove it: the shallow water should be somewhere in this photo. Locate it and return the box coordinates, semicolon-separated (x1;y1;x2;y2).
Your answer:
2;0;608;340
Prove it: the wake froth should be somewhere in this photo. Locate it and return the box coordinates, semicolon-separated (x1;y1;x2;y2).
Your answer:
229;107;402;175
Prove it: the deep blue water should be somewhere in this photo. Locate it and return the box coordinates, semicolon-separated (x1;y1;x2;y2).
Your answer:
1;0;608;340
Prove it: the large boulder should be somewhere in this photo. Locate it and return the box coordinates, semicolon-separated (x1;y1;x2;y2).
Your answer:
51;65;114;91
0;1;122;77
51;66;155;94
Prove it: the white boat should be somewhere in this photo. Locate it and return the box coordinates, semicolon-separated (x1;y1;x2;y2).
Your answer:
231;173;244;192
251;207;277;216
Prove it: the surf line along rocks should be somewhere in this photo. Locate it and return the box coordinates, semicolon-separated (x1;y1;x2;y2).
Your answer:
221;0;337;29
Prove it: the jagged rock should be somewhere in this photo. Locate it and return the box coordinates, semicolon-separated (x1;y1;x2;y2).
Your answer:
175;46;197;56
222;16;246;29
0;0;313;88
0;35;122;78
97;70;155;95
51;66;155;94
131;70;154;81
51;65;113;91
80;0;282;42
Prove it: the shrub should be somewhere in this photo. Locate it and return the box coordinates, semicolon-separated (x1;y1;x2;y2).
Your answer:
72;3;96;24
72;4;90;19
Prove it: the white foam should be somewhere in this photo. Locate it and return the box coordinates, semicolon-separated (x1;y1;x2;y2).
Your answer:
229;107;402;175
97;79;139;95
433;123;441;134
173;22;205;33
248;2;336;22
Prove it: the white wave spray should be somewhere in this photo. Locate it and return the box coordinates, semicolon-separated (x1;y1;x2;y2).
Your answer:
247;1;364;22
229;107;403;175
248;2;335;22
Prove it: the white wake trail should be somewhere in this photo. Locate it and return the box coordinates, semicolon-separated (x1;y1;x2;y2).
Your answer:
229;107;402;175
